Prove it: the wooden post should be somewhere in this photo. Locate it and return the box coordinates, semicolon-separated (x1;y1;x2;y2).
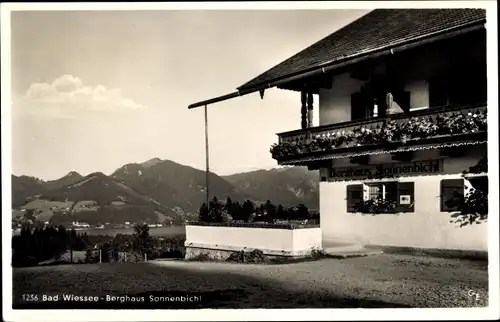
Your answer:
145;253;147;262
307;93;314;128
204;104;210;210
301;91;307;129
99;250;102;263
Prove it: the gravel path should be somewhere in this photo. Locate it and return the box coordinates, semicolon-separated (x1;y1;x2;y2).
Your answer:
13;253;488;308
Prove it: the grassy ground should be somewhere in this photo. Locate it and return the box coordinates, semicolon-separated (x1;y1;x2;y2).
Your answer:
12;253;488;309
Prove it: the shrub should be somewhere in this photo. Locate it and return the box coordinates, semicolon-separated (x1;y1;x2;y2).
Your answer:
450;187;488;227
84;249;99;264
310;247;327;259
187;252;211;262
354;198;397;214
226;249;266;263
149;235;186;259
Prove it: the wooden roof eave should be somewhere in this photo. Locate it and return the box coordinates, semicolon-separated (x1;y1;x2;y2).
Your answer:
188;21;484;109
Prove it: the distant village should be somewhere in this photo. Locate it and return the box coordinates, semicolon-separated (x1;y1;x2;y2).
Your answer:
12;204;167;234
12;218;166;234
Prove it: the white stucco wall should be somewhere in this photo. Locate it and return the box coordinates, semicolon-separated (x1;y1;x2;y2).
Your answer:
185;225;322;255
318;61;433;123
319;72;364;125
319;147;488;251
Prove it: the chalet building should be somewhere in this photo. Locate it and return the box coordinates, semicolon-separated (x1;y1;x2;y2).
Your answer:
189;9;488;252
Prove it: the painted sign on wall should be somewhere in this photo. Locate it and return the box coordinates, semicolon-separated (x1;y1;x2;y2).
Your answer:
330;160;443;181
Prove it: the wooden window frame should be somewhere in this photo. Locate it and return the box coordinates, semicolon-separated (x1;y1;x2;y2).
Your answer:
347;181;415;214
440;178;465;212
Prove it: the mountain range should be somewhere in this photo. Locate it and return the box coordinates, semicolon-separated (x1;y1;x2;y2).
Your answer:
12;158;319;226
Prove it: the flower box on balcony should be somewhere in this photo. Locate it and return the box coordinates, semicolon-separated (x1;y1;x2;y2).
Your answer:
184;221;322;260
271;104;487;164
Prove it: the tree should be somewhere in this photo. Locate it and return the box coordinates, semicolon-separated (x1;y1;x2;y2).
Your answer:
225;197;236;220
208;197;225;223
198;203;210;222
296;204;309;220
81;232;91;248
53;226;69;260
241;200;255;222
225;197;233;211
259;204;266;215
238;202;246;220
133;223;152;254
276;205;285;221
264;200;277;223
100;242;112;262
283;207;295;222
69;229;78;263
227;200;244;222
12;225;71;266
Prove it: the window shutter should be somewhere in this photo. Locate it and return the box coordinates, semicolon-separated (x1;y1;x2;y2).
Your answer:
396;182;415;213
346;184;364;213
384;181;399;203
351;92;367;120
440;179;464;212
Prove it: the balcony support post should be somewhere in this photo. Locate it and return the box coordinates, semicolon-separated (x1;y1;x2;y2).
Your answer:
301;91;308;129
307;92;314;128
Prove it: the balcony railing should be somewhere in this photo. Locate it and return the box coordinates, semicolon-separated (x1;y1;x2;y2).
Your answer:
270;103;487;164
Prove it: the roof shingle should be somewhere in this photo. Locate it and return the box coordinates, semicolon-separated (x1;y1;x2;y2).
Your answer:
238;9;486;90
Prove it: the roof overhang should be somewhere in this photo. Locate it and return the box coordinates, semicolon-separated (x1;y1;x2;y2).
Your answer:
188;21;485;110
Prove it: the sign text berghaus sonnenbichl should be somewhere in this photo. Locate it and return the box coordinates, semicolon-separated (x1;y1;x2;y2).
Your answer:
330;160;443;180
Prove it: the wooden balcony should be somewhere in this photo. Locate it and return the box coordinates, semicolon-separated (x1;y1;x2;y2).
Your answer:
271;103;487;166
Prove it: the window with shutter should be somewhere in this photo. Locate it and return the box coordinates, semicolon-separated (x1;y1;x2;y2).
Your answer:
361;181;399;213
346;184;364;213
348;181;417;214
440;179;465;212
396;182;415;213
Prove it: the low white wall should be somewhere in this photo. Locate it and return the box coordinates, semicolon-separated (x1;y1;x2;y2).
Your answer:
185;225;322;256
292;228;323;251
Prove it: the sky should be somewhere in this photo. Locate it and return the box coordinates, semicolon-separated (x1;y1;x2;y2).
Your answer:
10;9;369;180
